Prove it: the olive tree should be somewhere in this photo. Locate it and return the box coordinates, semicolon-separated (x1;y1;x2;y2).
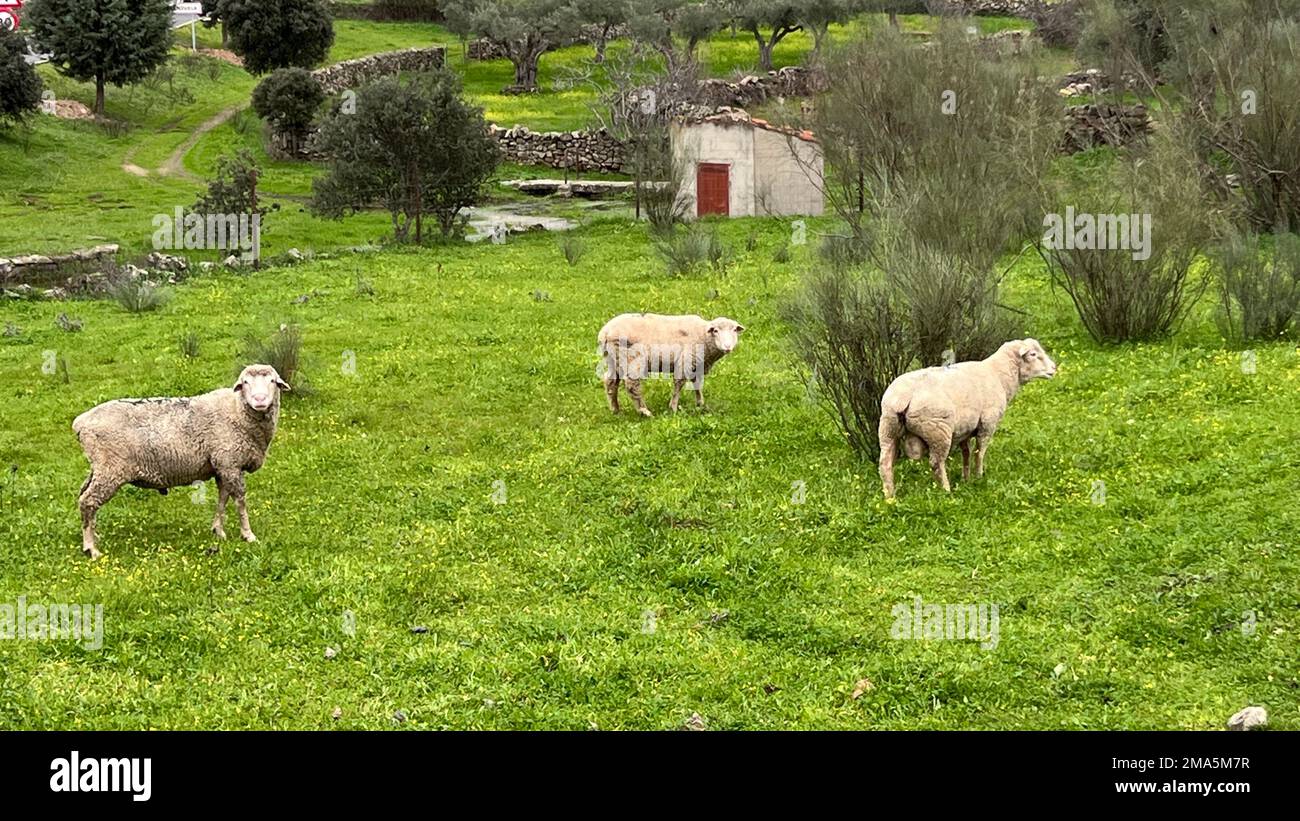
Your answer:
310;70;501;241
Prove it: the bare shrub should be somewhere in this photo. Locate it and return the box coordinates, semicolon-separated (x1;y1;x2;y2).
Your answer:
1086;2;1300;231
1039;133;1215;343
877;223;1022;365
781;268;913;458
1026;0;1086;49
1213;229;1300;342
786;22;1059;457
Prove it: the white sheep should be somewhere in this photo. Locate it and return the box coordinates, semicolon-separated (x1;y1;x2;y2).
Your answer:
598;313;745;416
72;364;291;559
877;339;1056;499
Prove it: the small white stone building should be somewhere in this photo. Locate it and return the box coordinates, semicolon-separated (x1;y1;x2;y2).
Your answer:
670;108;824;219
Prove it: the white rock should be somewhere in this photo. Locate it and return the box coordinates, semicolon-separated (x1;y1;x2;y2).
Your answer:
1226;706;1267;731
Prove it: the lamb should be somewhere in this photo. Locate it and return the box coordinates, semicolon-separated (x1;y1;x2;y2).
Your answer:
72;364;291;559
877;339;1056;500
597;313;745;416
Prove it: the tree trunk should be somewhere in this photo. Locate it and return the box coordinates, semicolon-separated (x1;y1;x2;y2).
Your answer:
890;12;900;29
94;73;106;118
508;34;546;91
751;28;774;71
513;53;540;90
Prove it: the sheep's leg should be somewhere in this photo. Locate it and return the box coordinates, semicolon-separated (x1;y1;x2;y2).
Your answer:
878;439;898;500
960;441;971;481
78;471;122;560
928;435;953;492
237;497;256;542
604;375;621;413
975;433;993;478
225;473;257;542
877;414;904;500
211;476;230;540
625;379;652;417
694;384;706;410
669;378;685;412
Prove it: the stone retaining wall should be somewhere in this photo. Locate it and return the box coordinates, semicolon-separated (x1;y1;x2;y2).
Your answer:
489;124;626;173
692;66;829;109
311;46;446;95
1;249;196;301
1;245;120;291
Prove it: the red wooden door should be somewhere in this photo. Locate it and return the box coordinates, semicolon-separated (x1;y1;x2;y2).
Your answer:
696;163;730;216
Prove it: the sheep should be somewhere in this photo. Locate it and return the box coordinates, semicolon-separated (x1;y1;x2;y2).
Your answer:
597;313;745;417
877;339;1056;499
72;364;291;559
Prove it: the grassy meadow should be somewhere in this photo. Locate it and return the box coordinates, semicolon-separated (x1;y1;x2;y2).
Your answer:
1;10;1294;731
1;216;1297;729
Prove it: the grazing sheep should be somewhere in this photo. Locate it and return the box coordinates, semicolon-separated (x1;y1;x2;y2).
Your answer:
877;339;1056;499
598;313;745;416
72;364;291;559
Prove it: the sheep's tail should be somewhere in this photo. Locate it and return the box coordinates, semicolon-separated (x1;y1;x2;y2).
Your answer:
879;397;909;438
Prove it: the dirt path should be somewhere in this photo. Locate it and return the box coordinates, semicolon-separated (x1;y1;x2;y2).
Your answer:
159;104;244;180
119;103;245;181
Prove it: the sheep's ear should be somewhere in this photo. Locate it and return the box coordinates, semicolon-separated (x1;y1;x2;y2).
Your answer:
232;378;245;392
274;378;291;392
736;324;746;333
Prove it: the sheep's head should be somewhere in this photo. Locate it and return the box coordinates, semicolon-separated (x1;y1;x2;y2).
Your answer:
234;364;291;413
1014;339;1057;383
706;318;746;353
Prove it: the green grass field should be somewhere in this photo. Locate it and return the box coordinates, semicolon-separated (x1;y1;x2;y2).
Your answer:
1;217;1296;729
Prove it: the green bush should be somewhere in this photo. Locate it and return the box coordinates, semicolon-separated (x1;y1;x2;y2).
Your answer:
251;67;325;144
311;69;500;241
816;232;870;272
221;0;335;75
0;29;43;126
